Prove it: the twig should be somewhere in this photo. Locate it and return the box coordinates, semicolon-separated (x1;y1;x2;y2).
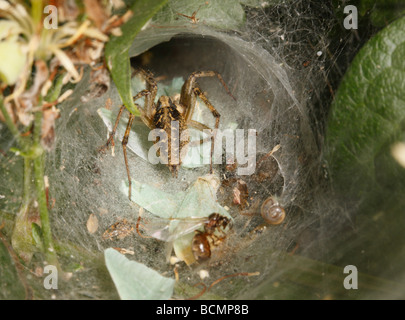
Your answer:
32;111;59;268
185;282;207;300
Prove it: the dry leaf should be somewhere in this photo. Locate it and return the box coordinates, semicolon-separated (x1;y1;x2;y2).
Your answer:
86;213;99;234
113;247;135;255
41;106;60;150
57;0;80;22
84;0;109;29
16;60;49;126
233;179;249;209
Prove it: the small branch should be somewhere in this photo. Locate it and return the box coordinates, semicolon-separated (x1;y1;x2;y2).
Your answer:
31;0;44;29
22;156;32;208
32;111;58;267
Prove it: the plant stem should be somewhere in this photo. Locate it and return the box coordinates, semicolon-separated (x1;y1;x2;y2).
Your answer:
31;0;44;29
22;156;32;207
33;155;56;261
32;111;58;267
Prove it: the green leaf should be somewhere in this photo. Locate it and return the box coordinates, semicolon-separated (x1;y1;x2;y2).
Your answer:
122;179;184;219
0;40;26;85
120;174;232;265
105;0;169;115
44;73;65;103
104;248;175;300
325;16;405;198
359;0;405;27
0;20;20;41
31;222;44;251
11;204;36;263
121;174;232;221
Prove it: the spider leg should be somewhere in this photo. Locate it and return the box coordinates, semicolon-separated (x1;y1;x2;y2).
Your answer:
133;89;151;102
188;120;212;147
107;104;154;200
189;86;221;174
180;71;235;121
134;68;158;118
102;69;159;200
121;100;157;200
122;109;136;200
101;87;152;151
100;89;148;150
132;89;157;128
188;120;211;131
99;105;126;152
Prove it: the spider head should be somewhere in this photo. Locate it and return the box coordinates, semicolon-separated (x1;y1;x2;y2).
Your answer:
157;96;175;110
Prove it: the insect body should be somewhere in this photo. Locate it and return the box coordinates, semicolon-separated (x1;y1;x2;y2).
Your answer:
191;231;211;261
138;212;232;263
102;218;135;240
152;95;190;177
191;213;231;262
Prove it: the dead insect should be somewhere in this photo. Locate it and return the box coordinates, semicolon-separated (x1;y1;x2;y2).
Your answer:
102;218;135;240
176;10;199;24
100;69;235;199
261;196;285;225
232;179;249;209
137;212;232;263
176;2;208;24
191;213;231;262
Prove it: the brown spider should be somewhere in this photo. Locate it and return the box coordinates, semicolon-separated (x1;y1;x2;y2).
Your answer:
101;69;235;199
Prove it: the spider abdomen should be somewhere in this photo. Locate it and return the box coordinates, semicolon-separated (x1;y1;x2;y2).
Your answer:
153;96;190;176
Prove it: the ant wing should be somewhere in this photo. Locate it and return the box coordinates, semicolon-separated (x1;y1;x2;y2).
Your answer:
166;217;208;241
138;215;207;242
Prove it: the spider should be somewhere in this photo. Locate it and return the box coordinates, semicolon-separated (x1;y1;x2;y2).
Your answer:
101;68;235;199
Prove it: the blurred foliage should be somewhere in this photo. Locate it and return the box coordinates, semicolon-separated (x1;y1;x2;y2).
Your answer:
325;15;405;202
359;0;405;27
